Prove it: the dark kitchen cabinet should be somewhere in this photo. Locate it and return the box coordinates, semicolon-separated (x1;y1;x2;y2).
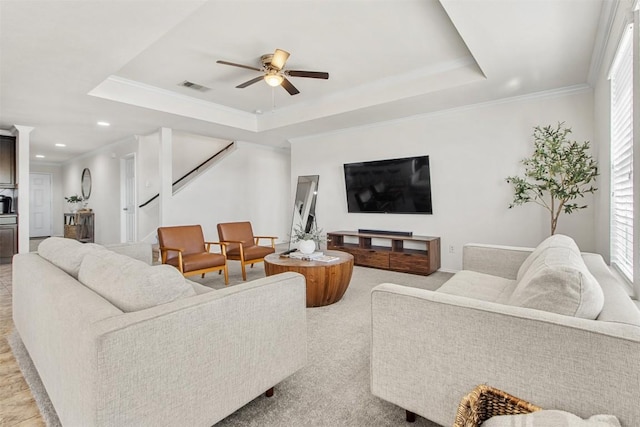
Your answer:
0;136;16;188
0;216;17;264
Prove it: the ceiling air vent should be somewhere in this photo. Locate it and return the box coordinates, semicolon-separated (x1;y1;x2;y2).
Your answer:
179;80;211;92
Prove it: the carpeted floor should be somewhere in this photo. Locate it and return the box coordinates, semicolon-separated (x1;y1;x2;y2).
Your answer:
10;261;452;426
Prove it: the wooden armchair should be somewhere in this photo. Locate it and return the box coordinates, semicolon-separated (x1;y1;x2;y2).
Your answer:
216;221;277;280
157;224;229;285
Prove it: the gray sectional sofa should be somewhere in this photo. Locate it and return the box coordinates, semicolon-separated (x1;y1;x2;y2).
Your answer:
13;237;307;427
371;234;640;427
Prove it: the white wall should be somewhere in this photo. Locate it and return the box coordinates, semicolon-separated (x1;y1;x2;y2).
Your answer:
291;89;597;271
63;132;291;246
62;137;138;244
136;130;236;242
164;141;291;244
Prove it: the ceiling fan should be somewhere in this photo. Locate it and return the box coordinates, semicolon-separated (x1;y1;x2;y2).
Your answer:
216;49;329;95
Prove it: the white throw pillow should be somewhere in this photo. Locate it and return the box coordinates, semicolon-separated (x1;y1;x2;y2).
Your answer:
78;250;196;312
516;234;581;281
482;410;621;427
38;236;107;278
509;245;604;319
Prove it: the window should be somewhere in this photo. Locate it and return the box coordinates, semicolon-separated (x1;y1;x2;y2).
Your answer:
610;23;634;282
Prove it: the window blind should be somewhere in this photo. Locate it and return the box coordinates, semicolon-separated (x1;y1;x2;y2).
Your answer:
610;24;634;281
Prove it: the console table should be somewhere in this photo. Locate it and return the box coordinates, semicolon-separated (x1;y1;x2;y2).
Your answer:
64;212;94;243
326;230;440;275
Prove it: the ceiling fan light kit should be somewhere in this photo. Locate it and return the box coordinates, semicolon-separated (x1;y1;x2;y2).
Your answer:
264;71;284;87
217;48;329;95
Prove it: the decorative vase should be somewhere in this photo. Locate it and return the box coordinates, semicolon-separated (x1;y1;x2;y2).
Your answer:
298;239;316;255
67;202;80;213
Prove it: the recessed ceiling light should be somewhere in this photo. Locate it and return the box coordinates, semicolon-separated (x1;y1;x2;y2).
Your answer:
35;154;45;158
55;143;66;147
97;121;110;127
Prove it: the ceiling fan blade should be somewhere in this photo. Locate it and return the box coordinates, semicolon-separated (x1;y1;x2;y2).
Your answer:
236;76;264;88
286;70;329;79
271;49;290;70
216;60;262;72
281;78;300;95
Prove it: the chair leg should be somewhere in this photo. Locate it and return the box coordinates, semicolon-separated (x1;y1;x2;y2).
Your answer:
223;264;229;285
406;410;416;423
265;387;274;397
241;262;247;281
201;273;205;278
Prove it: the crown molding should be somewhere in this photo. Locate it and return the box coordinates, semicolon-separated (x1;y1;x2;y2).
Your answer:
588;0;619;85
290;84;592;144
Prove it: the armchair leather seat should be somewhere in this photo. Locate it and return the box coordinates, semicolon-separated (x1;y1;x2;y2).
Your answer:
226;245;274;260
165;252;226;272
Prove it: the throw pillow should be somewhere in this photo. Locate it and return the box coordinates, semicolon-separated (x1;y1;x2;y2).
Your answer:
78;250;196;312
38;236;107;278
482;410;621;427
516;234;581;281
509;246;604;319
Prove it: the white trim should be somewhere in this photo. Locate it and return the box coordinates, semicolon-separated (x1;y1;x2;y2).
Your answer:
290;84;592;144
62;134;136;165
588;0;619;85
607;19;633;80
89;76;257;132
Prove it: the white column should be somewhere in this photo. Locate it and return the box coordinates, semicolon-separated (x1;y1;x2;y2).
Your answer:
13;125;34;254
159;127;172;226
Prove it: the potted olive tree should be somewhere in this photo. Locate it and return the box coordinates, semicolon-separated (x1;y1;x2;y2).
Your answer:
506;122;599;235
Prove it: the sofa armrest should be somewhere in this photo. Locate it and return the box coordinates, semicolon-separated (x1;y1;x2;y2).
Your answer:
105;242;153;265
462;243;534;279
371;283;640;427
88;272;307;426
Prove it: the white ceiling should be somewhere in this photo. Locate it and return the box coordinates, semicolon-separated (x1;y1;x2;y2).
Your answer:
0;0;607;164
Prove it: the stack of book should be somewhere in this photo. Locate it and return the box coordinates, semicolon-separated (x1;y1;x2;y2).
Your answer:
289;251;340;262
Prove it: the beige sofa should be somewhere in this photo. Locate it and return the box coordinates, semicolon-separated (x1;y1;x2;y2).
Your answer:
371;235;640;427
13;237;307;427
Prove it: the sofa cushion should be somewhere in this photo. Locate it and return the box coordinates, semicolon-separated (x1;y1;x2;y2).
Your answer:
582;253;640;326
38;237;107;279
437;270;516;304
509;245;604;319
516;234;581;281
482;410;621;426
78;250;196;312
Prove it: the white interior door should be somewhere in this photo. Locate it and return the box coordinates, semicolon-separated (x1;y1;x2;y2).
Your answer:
29;173;52;237
120;154;137;242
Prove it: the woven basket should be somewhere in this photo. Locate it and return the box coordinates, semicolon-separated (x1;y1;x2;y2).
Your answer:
453;385;542;427
64;224;78;239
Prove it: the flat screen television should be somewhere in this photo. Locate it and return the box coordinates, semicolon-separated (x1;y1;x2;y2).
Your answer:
343;155;433;214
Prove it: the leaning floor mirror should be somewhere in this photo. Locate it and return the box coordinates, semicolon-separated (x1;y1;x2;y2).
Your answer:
289;175;319;251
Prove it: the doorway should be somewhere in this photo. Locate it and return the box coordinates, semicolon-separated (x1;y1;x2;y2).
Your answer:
29;173;52;237
120;154;137;242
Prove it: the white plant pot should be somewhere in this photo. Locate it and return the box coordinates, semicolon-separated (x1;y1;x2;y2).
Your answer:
67;202;80;213
298;239;316;255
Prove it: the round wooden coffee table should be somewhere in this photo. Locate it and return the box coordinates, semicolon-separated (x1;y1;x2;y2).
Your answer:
264;250;354;307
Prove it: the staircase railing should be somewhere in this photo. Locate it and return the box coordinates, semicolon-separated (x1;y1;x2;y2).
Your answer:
138;141;235;208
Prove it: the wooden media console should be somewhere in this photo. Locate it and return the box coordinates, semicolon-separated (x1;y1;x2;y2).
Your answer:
326;230;440;275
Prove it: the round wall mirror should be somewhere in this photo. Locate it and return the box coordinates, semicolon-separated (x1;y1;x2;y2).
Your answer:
81;168;92;200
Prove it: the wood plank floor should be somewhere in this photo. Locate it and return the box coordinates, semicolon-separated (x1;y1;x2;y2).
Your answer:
0;262;45;426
